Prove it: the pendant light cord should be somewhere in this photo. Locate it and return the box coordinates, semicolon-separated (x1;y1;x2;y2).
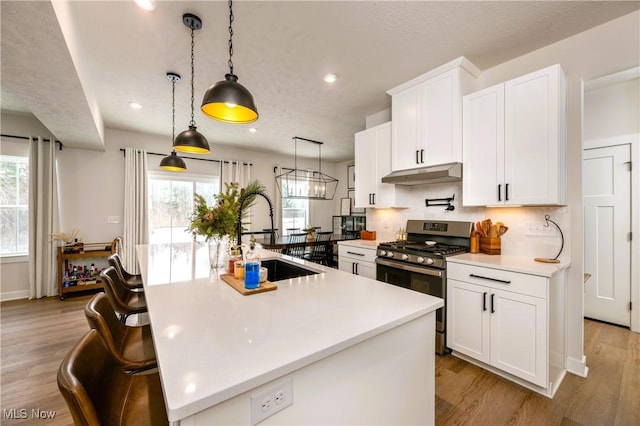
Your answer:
172;78;176;142
190;27;196;127
228;0;234;75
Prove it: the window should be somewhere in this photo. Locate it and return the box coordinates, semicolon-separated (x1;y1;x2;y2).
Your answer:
0;155;29;256
147;174;219;244
281;181;309;235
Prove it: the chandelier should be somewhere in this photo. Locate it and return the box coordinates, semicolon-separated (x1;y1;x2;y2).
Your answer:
275;137;339;200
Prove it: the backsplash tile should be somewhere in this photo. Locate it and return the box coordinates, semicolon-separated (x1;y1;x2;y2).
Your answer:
365;182;570;260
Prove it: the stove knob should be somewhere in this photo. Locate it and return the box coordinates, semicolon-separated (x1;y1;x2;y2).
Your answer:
401;254;409;260
379;250;387;257
386;252;394;258
416;257;425;263
425;258;434;265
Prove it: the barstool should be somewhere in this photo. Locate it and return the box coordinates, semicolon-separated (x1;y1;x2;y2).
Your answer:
108;253;143;290
84;293;157;371
57;329;168;426
100;266;147;324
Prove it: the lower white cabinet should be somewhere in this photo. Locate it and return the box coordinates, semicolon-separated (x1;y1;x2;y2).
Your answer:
338;244;377;280
447;260;566;396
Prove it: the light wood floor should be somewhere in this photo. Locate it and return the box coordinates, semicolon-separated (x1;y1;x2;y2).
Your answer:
1;293;639;425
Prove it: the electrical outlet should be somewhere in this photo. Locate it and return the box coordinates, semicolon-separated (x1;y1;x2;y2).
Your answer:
526;222;557;237
107;215;120;224
250;378;293;425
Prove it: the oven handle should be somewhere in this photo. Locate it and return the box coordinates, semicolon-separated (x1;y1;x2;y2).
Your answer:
375;258;443;278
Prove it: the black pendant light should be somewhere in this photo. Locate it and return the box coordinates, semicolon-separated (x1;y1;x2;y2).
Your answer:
201;0;258;124
160;72;187;172
174;13;210;154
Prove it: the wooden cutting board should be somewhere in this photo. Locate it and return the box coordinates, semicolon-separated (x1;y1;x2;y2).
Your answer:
220;274;277;295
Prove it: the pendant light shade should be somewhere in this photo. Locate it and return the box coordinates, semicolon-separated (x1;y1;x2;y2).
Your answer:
160;151;187;172
173;125;210;154
201;0;258;124
160;72;187;172
201;73;258;123
174;13;210;154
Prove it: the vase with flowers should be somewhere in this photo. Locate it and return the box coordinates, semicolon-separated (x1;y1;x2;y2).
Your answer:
186;180;265;270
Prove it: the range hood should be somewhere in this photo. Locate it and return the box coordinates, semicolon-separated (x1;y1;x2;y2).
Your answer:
381;162;462;185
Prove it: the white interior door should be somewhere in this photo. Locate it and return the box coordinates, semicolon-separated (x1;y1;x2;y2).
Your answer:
583;144;631;326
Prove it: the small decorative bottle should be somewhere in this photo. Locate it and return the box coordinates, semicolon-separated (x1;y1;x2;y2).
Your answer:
470;223;480;254
243;243;261;290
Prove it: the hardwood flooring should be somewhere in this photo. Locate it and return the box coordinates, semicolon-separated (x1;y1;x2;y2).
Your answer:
436;318;640;425
1;294;638;425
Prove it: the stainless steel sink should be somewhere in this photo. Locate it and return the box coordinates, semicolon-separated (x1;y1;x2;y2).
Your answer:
261;258;319;281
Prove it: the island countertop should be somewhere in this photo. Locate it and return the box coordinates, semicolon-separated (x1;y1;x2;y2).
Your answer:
136;243;443;423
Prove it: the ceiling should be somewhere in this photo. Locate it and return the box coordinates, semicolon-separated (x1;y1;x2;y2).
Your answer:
2;1;638;162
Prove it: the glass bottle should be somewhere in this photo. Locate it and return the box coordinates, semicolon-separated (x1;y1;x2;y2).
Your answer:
470;223;480;254
243;243;261;289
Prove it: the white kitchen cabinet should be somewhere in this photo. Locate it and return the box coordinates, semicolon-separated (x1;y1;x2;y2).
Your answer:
354;122;410;208
447;258;566;396
338;243;377;280
388;57;479;171
463;64;567;206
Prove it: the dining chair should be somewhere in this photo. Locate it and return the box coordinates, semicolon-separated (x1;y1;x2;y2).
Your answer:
283;232;308;258
84;293;157;372
100;266;147;324
57;329;168;426
108;253;143;290
285;228;300;237
304;231;334;266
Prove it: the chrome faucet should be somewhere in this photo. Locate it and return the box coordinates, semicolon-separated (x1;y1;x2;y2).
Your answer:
236;190;275;247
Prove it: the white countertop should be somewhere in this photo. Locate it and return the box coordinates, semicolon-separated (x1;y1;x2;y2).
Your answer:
447;253;570;277
337;239;381;249
136;243;443;422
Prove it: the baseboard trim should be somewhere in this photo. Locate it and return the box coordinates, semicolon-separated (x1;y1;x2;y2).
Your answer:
1;290;29;302
566;355;589;378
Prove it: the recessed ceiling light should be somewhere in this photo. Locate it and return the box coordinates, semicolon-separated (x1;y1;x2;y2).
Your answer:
134;0;155;11
324;73;337;84
129;101;143;110
248;127;257;133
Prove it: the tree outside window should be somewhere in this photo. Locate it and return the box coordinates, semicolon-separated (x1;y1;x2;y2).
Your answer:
281;181;308;235
0;156;29;256
147;175;219;244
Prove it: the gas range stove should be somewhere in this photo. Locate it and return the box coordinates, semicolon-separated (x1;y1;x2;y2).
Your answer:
376;220;472;269
375;219;473;355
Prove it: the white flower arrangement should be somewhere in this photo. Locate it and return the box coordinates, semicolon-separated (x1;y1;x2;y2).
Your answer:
49;228;79;244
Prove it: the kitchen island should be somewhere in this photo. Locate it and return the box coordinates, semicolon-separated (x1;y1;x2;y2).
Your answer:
137;243;443;425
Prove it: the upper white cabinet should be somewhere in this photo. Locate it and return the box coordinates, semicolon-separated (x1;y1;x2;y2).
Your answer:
354;122;410;208
388;57;480;171
463;64;567;206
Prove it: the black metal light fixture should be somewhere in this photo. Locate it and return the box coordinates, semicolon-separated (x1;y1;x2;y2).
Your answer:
201;0;258;124
275;137;339;200
160;72;187;172
174;13;210;154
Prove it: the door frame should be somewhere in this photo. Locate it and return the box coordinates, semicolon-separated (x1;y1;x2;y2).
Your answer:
583;134;639;332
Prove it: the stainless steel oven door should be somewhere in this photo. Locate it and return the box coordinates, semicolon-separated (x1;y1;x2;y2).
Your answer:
375;257;448;354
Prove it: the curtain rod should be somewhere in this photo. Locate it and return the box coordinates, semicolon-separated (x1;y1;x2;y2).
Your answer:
119;149;252;166
1;133;64;150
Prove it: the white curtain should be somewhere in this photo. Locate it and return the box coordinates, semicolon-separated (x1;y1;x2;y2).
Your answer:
220;160;251;190
28;136;60;299
123;147;148;274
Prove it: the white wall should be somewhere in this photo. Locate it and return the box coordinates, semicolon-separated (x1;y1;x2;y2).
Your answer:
1;114;345;299
367;10;640;377
584;75;639;139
